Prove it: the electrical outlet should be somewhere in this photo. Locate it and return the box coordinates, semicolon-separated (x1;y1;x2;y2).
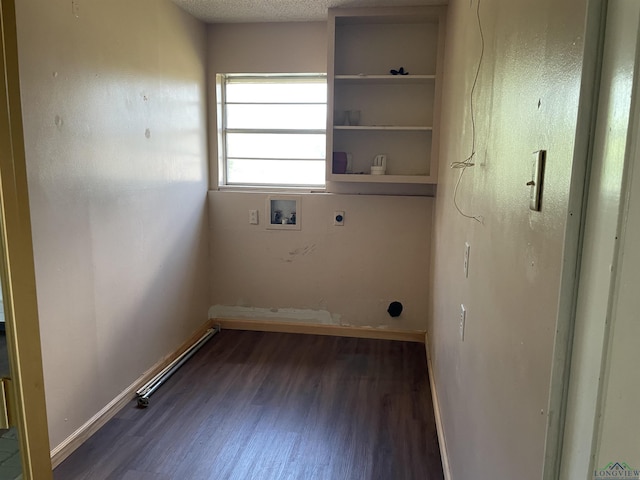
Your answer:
464;242;470;278
334;211;345;226
460;304;466;341
249;209;259;225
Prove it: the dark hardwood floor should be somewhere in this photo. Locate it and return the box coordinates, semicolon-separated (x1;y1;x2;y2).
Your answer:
54;330;444;480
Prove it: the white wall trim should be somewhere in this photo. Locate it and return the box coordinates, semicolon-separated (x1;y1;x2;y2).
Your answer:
541;1;608;477
50;320;214;468
555;2;640;478
425;332;452;480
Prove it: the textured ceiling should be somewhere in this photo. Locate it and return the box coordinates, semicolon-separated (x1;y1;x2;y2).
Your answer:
171;0;447;23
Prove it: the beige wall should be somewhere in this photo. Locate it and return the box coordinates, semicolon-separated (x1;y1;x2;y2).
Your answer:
209;191;431;330
15;0;210;449
429;0;588;478
208;23;432;331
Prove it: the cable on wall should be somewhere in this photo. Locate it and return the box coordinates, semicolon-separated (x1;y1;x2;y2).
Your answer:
450;0;484;223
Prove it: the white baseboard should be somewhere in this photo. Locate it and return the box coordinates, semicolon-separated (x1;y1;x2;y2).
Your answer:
50;319;214;468
425;332;452;480
214;317;425;343
50;377;138;468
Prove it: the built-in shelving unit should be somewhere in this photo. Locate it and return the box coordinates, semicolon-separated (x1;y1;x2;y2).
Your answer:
326;6;446;186
334;74;436;83
334;126;432;131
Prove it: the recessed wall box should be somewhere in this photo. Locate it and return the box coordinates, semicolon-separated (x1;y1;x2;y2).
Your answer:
528;150;545;211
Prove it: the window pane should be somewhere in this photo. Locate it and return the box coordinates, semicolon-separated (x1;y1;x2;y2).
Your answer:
226;82;326;104
226;104;327;130
219;74;327;187
227;159;325;186
227;133;325;160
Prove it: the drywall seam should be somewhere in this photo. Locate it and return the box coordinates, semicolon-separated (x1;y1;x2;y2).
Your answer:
425;332;452;480
209;304;341;324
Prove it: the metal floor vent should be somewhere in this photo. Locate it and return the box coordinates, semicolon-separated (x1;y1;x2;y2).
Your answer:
136;325;220;408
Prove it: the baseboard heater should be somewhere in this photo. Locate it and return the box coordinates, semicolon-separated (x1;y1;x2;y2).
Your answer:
136;324;220;408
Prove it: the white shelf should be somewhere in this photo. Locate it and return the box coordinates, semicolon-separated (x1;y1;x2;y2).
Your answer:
334;125;432;131
327;6;446;190
334;74;436;84
329;173;437;184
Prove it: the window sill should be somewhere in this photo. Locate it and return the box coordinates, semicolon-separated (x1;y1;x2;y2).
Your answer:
213;185;327;194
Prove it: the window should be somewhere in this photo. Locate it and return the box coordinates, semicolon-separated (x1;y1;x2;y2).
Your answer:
217;74;327;188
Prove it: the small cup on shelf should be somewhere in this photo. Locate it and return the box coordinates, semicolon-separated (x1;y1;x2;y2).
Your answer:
347;110;361;126
371;154;387;175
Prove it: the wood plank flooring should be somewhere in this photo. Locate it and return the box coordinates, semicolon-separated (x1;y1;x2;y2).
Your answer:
54;330;444;480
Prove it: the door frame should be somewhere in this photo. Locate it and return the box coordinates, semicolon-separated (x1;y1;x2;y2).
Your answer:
544;0;640;478
0;1;52;478
541;0;608;476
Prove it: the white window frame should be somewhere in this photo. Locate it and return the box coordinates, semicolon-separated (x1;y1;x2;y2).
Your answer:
216;73;327;189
